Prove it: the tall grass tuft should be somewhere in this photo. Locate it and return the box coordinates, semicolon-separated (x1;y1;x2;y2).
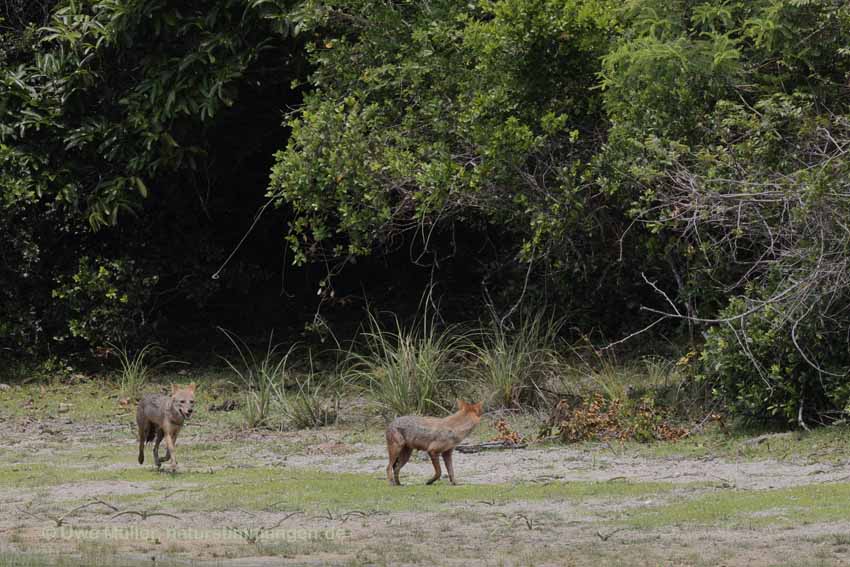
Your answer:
346;311;468;418
109;342;169;399
273;355;339;429
219;328;294;429
588;353;638;401
472;311;564;408
220;328;340;430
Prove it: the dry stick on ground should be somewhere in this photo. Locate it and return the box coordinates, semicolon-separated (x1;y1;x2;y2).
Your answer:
160;488;200;502
513;513;536;530
456;441;528;453
111;510;181;521
596;528;625;541
529;474;566;485
265;501;302;512
490;512;539;534
339;510;387;523
18;499;119;527
311;509;337;521
232;508;301;522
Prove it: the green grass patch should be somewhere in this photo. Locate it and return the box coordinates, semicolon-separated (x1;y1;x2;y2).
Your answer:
0;371;247;428
4;458;682;515
621;423;850;464
0;439;237;486
0;462;163;488
626;482;850;529
138;468;679;514
0;382;128;422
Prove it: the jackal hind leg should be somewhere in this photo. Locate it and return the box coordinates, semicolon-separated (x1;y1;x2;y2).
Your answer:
386;441;402;485
153;429;164;468
394;446;413;485
137;425;146;465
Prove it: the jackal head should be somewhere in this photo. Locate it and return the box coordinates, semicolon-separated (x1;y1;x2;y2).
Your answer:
457;399;484;418
171;383;196;419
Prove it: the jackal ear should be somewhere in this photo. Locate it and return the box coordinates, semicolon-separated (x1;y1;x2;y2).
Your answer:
171;383;178;396
187;382;196;392
473;402;483;416
457;399;467;411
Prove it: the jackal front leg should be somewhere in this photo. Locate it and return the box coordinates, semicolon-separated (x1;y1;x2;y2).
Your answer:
442;449;456;485
426;451;442;485
164;432;177;471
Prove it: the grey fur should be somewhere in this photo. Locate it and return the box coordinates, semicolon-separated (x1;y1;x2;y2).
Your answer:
136;387;195;469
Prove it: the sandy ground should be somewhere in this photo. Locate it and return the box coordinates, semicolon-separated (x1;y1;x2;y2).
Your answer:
2;416;850;565
9;415;846;489
281;439;850;490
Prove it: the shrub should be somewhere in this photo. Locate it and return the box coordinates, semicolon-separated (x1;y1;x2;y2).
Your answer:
52;256;158;349
699;297;850;426
545;394;687;443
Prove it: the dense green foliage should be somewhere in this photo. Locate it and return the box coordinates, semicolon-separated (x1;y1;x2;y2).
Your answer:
269;0;642;319
271;0;616;260
3;0;850;425
601;0;850;423
1;0;305;352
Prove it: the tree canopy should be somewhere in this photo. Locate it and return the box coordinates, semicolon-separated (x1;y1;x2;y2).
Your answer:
3;0;850;424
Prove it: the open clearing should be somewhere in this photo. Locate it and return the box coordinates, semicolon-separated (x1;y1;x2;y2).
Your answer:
2;382;850;566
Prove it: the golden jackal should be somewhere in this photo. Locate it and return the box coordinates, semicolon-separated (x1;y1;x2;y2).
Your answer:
385;400;483;486
136;383;196;470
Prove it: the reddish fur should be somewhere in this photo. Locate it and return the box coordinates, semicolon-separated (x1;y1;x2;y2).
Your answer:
385;400;484;486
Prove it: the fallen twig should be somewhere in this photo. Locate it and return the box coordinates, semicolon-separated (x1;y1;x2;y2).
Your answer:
19;499;119;527
596;528;624;541
456;441;527;454
111;510;181;521
513;513;536;530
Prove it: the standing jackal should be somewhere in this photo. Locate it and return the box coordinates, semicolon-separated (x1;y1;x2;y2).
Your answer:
385;400;483;486
136;383;196;470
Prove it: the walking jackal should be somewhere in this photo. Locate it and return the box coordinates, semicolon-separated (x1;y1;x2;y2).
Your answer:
385;400;483;486
136;383;196;470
